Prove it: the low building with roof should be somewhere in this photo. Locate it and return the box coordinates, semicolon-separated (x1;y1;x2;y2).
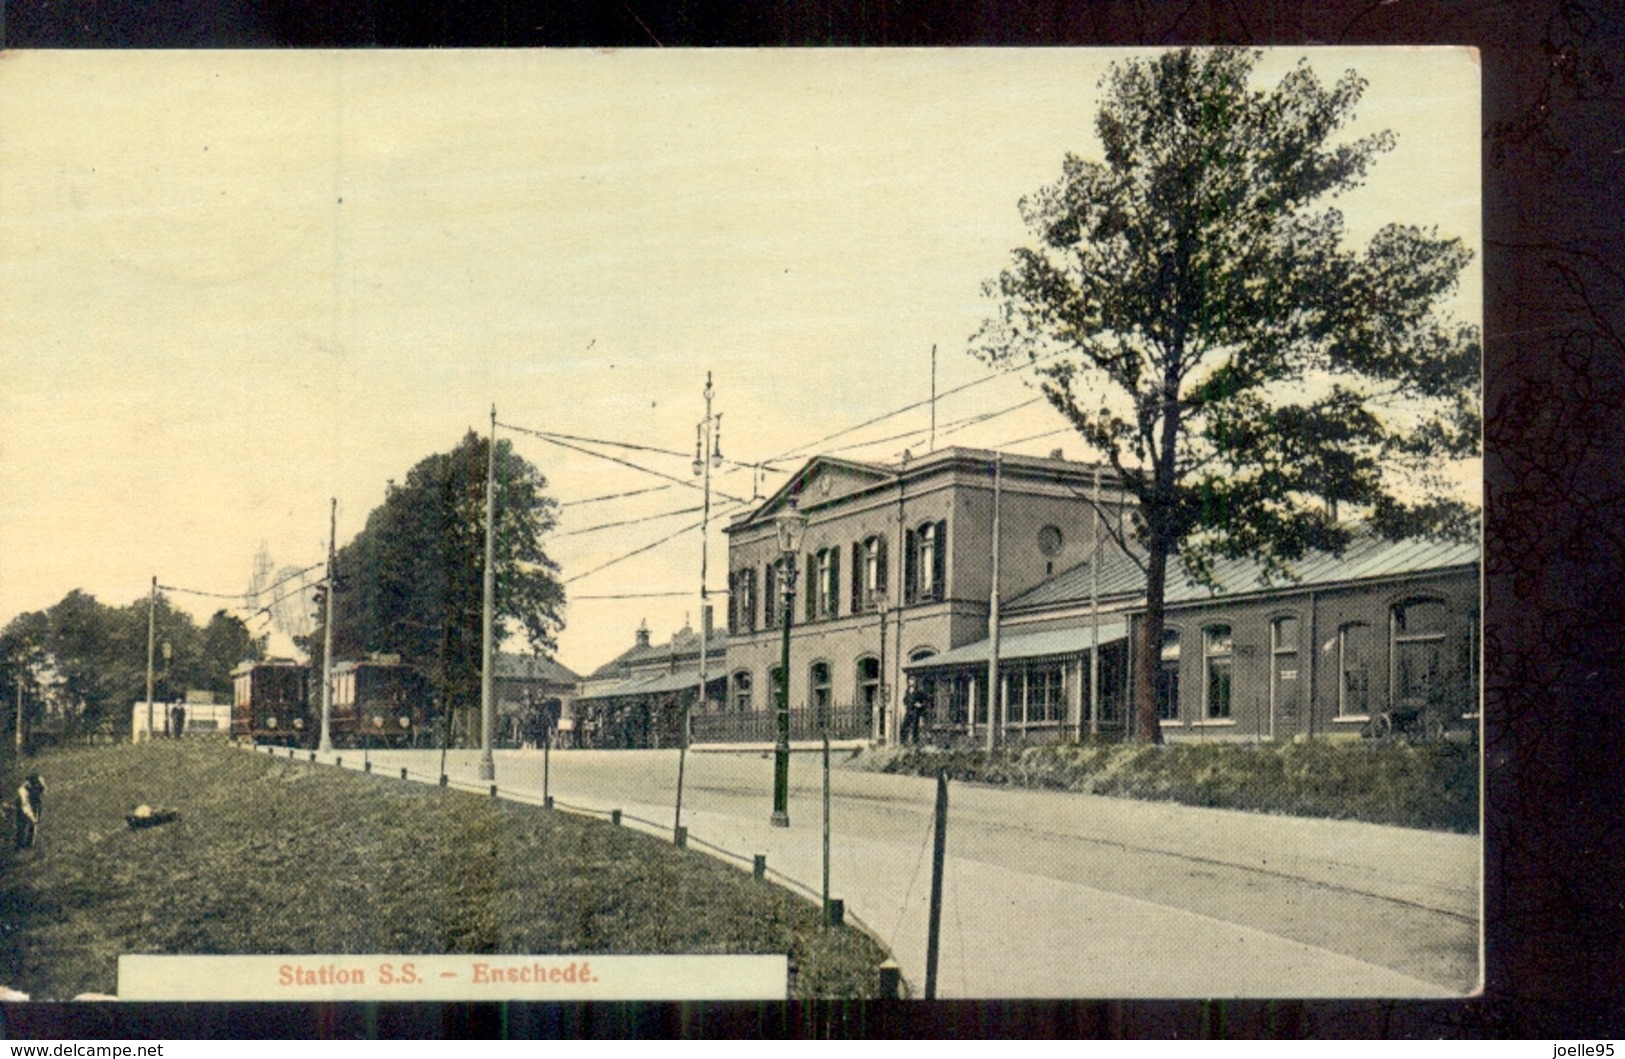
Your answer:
494;652;581;747
574;619;727;748
904;532;1480;743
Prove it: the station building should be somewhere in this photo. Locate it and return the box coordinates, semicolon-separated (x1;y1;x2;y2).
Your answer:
715;446;1480;745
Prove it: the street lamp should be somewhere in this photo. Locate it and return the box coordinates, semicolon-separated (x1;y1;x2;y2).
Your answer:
770;494;806;828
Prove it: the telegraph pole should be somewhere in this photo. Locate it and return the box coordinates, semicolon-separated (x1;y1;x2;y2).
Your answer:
677;372;720;842
985;453;1002;752
479;405;497;783
144;575;157;743
319;498;336;754
1089;463;1102;739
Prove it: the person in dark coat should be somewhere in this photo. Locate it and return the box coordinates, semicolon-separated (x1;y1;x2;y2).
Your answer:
15;773;44;850
901;688;931;745
171;703;186;739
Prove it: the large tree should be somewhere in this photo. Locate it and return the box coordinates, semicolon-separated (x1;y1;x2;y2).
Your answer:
975;48;1479;743
306;431;565;742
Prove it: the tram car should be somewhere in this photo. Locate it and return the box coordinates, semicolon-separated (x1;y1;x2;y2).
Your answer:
231;658;314;746
330;655;436;748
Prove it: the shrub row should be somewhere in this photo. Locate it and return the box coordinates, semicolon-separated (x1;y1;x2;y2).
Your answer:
864;737;1479;832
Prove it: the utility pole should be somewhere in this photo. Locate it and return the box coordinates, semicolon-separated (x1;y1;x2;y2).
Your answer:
929;344;937;453
986;453;1002;752
479;405;497;783
924;770;949;999
892;451;910;746
319;498;336;755
144;575;157;744
677;372;720;841
1089;463;1102;739
875;601;888;744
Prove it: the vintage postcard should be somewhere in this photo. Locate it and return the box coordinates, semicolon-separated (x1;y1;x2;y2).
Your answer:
0;48;1481;1004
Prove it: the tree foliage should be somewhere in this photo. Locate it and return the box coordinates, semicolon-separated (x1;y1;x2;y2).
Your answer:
974;48;1480;742
1;594;262;741
304;431;565;741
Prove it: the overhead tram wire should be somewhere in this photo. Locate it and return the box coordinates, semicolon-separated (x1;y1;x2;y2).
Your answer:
562;517;706;586
556;504;705;538
820;395;1049;459
763;350;1064;466
560;496;753;587
500;420;752;505
561;484;675;508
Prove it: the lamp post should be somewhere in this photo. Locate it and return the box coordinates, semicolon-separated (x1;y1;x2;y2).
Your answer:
160;641;172;736
770;495;806;828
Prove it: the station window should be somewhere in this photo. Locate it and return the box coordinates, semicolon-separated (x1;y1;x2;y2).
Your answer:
1204;625;1233;720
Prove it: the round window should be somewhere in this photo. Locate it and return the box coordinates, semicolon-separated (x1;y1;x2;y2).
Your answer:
1037;525;1064;557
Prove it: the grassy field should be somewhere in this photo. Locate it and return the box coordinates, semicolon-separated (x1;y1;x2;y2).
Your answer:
860;736;1479;833
0;741;889;1000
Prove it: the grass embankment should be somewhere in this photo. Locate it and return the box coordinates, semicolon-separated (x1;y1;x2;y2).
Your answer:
860;737;1478;833
0;741;888;1000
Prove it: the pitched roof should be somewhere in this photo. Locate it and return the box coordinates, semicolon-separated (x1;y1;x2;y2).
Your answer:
496;652;579;684
1164;534;1480;605
1005;533;1479;612
587;629;729;680
906;621;1129;670
1006;541;1147;610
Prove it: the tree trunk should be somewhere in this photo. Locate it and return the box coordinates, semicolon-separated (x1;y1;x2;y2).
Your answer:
1134;538;1168;744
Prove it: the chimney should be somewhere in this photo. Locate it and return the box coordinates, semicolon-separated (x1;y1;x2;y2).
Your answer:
635;619;650;649
1049;448;1065;460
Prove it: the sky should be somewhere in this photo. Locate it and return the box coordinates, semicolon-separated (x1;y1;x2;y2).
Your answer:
0;48;1481;675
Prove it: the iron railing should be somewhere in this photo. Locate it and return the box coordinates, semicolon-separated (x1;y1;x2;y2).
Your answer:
689;702;872;743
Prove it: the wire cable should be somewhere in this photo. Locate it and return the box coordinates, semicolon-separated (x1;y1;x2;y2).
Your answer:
561;484;676;508
557;504;704;538
504;422;753;505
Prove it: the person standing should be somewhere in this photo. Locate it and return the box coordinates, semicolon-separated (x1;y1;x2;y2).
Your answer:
15;773;44;850
171;703;186;739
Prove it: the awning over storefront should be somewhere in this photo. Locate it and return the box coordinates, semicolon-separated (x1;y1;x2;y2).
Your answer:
905;621;1128;670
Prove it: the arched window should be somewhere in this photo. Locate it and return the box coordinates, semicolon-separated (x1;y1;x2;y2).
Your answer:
731;568;756;634
1338;623;1372;718
1392;598;1449;712
1155;629;1180;720
905;520;948;603
1271;615;1301;726
809;661;832;713
731;670;753;713
852;535;888;612
856;656;880;709
811;547;840;619
1204;625;1233;720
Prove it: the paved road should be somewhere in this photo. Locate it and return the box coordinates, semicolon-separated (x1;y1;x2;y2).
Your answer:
316;744;1479;999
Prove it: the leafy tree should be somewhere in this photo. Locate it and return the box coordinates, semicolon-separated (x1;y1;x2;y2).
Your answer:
197;610;263;700
0;593;262;744
305;432;565;742
975;48;1479;742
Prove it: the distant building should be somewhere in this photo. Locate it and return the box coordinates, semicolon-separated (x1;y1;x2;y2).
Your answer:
574;620;726;748
494;652;580;747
